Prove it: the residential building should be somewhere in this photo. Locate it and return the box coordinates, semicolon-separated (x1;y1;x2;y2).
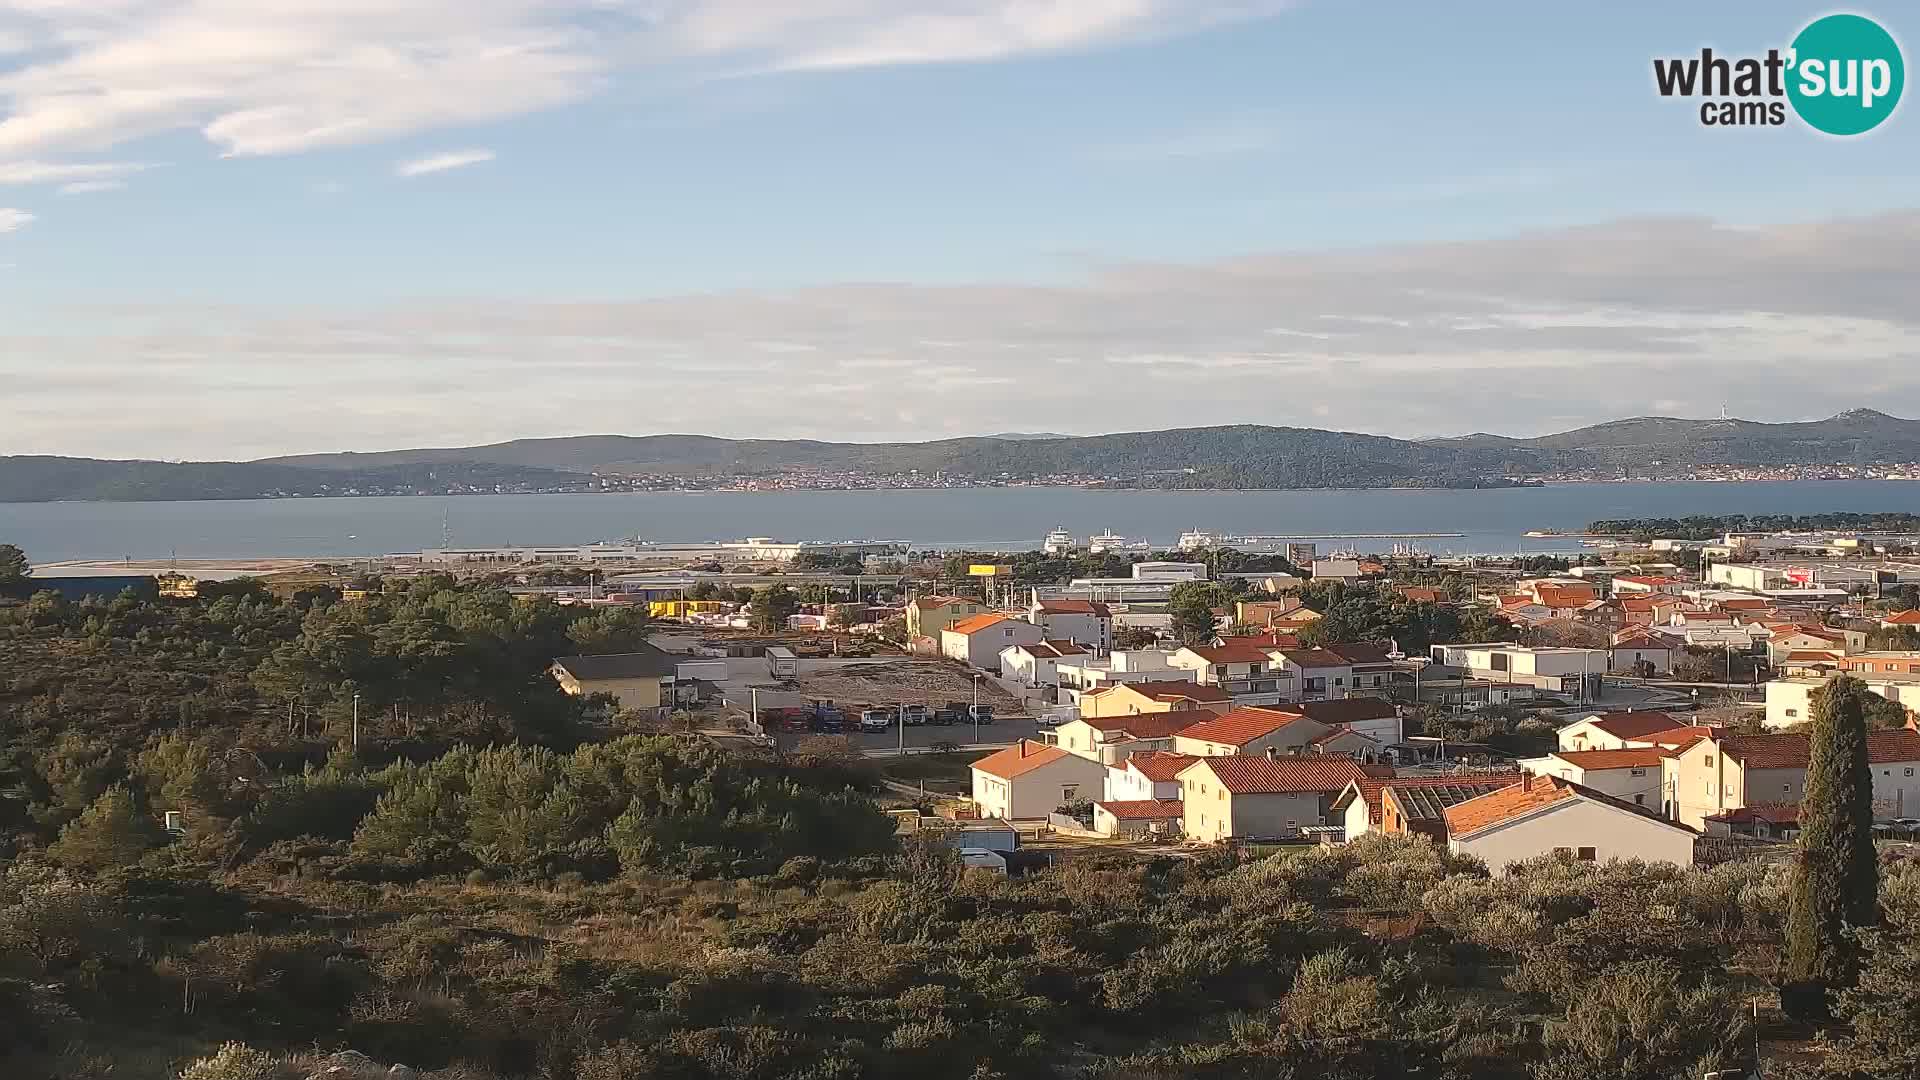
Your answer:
1054;714;1204;765
1662;728;1920;829
1607;632;1675;674
1000;640;1089;688
550;646;679;717
1171;707;1331;757
1766;625;1849;662
1764;673;1920;729
1275;647;1356;700
1091;798;1185;838
1319;642;1407;693
1178;755;1370;842
1520;748;1669;809
1103;750;1197;802
970;740;1107;820
1702;804;1799;840
1555;711;1687;752
1169;643;1294;705
1285;697;1404;744
1428;643;1606;696
1333;773;1524;842
906;595;992;639
1028;598;1114;650
1882;610;1920;630
1236;598;1306;626
1053;650;1191;693
941;613;1044;671
1839;651;1920;676
1707;563;1791;592
1443;774;1698;873
1078;680;1232;721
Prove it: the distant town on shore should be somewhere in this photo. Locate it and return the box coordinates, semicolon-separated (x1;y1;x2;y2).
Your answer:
10;409;1920;502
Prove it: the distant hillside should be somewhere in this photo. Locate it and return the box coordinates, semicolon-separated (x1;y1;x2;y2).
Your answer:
10;410;1920;502
1435;409;1920;468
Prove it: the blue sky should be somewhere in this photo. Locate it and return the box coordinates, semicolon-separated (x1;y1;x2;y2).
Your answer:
2;1;1917;458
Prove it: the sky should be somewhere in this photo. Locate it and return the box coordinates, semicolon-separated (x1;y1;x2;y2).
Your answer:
1;0;1918;460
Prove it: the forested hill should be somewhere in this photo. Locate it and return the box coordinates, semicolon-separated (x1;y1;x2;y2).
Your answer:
9;409;1920;501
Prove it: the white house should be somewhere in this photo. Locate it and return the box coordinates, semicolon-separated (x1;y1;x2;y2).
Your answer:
1275;648;1355;701
1103;750;1196;803
1519;748;1669;811
1000;640;1089;688
1027;599;1114;651
941;613;1045;671
1764;673;1920;730
1443;774;1698;873
1555;711;1687;752
969;740;1107;820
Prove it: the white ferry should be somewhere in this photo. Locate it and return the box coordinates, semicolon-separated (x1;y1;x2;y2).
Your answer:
1087;529;1129;554
1177;528;1224;552
1042;527;1076;555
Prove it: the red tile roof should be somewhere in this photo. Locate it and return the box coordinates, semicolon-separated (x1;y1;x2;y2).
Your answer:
948;612;1017;635
1639;725;1722;749
1081;713;1204;740
1084;680;1232;705
1287;697;1398;726
1174;707;1312;747
1884;610;1920;625
1093;798;1183;821
1580;711;1684;740
1322;641;1398;665
1397;587;1445;604
1218;631;1303;650
1611;633;1672;651
1126;751;1200;781
971;740;1075;780
1705;802;1800;825
1548;748;1671;770
1619;598;1658;612
1036;599;1113;617
1279;647;1351;668
1187;755;1369;795
1715;729;1920;770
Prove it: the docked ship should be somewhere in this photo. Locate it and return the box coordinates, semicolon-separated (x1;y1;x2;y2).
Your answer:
1177;528;1225;552
1087;529;1129;554
1042;527;1076;555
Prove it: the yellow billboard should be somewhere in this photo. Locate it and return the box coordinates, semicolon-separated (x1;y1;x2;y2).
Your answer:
969;564;1012;577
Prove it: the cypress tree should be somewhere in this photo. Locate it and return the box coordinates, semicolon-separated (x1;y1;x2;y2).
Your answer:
1783;675;1880;1020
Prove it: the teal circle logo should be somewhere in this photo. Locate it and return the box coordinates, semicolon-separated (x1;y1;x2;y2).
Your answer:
1787;14;1904;135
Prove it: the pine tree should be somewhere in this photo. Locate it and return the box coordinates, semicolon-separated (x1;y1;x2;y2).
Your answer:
47;785;167;872
1783;675;1880;1020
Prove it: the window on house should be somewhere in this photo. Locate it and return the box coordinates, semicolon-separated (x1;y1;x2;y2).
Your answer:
1907;768;1916;777
1704;754;1714;766
1785;708;1798;717
1577;847;1597;861
1218;790;1224;802
1554;846;1573;856
1784;784;1792;793
1062;785;1077;802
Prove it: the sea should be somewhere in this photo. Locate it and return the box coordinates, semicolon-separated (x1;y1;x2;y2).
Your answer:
6;481;1920;566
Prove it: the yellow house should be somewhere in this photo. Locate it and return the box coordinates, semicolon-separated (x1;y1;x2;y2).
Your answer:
906;595;990;639
550;645;678;717
1080;680;1232;720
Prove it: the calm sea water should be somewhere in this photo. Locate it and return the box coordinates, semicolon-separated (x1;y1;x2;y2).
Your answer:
7;481;1920;564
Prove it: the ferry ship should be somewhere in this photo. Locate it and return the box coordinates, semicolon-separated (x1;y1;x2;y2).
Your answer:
1087;529;1129;554
1177;528;1225;552
1042;527;1076;555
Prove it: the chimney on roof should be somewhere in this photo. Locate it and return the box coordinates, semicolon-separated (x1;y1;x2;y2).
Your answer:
1265;745;1278;760
1021;740;1033;757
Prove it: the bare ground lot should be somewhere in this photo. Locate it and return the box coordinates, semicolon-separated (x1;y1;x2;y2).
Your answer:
792;659;1023;711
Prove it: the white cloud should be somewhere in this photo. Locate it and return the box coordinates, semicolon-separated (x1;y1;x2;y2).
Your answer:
56;179;123;194
0;0;1287;172
8;210;1920;457
0;159;148;185
0;207;33;231
395;148;495;177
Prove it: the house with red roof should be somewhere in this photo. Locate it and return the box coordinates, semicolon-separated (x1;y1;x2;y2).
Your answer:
1079;679;1233;723
1519;747;1671;809
1103;750;1198;803
1881;609;1920;630
1054;711;1210;765
1442;773;1697;873
1090;798;1185;838
970;740;1106;820
1027;598;1114;651
1555;710;1688;753
1664;727;1920;829
1169;643;1295;705
940;612;1044;670
1172;707;1332;758
1176;754;1370;842
1332;773;1524;842
1274;647;1356;701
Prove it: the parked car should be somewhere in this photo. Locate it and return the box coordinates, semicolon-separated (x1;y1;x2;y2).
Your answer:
1035;706;1077;728
859;708;892;733
900;704;930;726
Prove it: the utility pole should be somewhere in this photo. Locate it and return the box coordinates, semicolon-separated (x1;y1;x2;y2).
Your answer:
352;692;360;751
972;674;982;743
